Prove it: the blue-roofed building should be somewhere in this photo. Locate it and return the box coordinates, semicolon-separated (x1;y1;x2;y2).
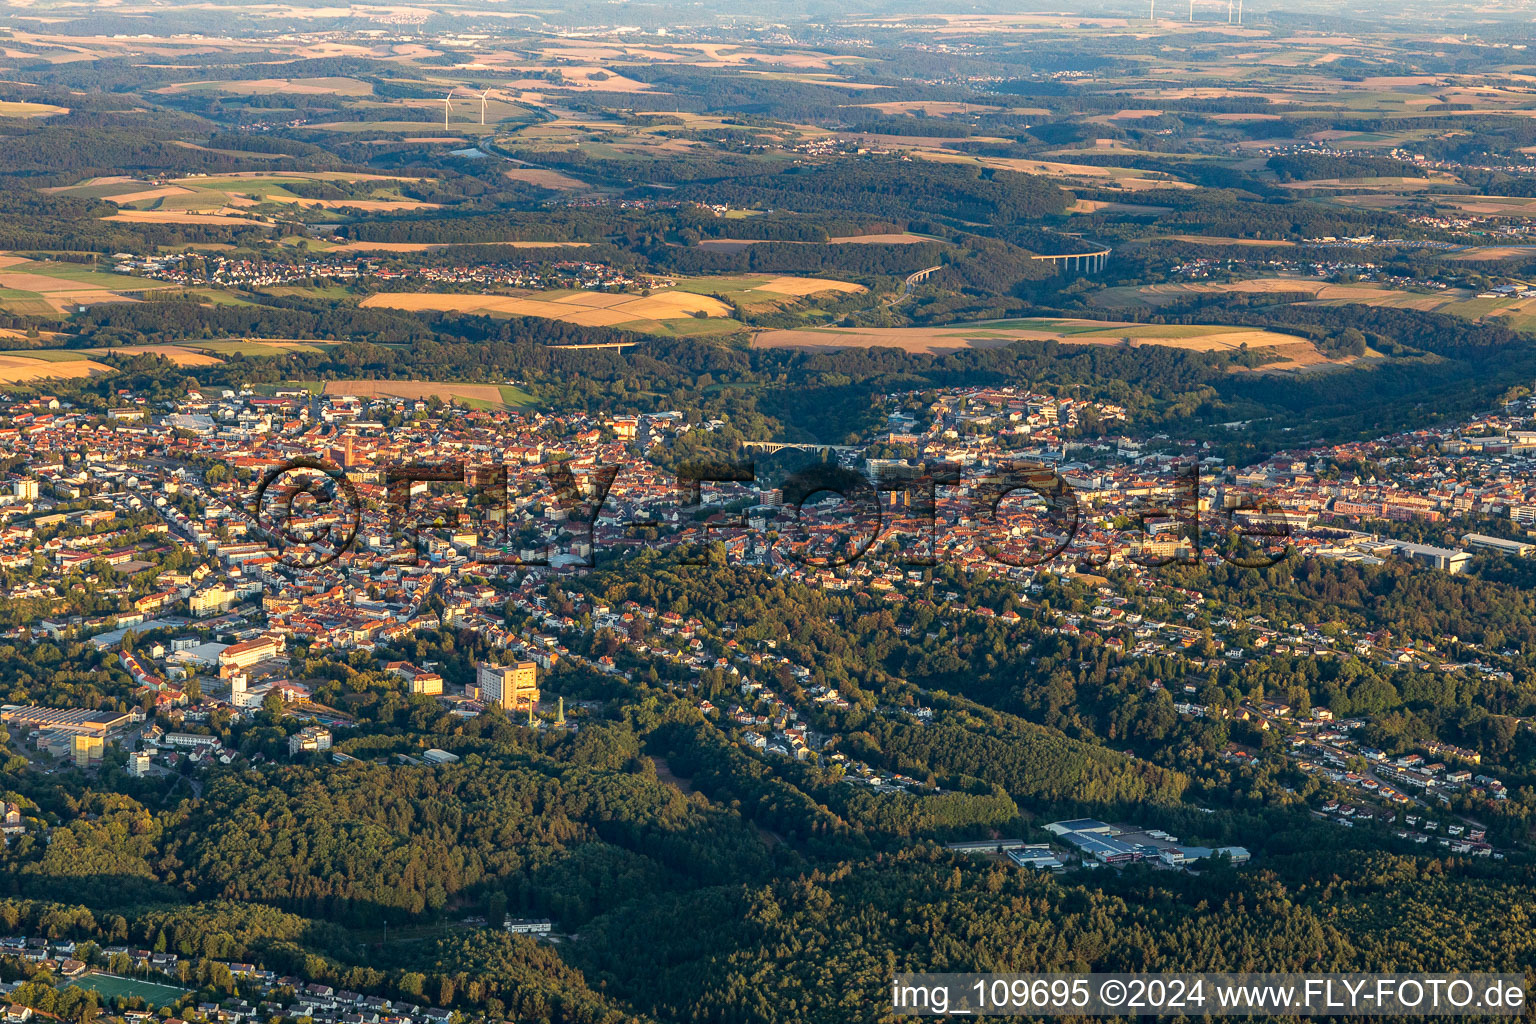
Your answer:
1047;820;1142;863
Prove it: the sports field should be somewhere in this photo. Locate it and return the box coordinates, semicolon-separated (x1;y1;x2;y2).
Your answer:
65;973;191;1003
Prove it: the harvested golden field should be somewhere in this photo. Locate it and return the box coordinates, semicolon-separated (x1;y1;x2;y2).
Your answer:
855;100;1001;115
826;232;937;244
258;195;440;212
911;150;1194;190
158;76;374;96
1096;277;1458;311
0;355;113;382
754;327;1019;355
506;66;655;92
1101;278;1336;301
0;100;68;118
699;234;937;250
616;292;736;317
102;185;196;204
0;271;95;292
752;318;1322;360
754;276;866;297
105;210;262;226
0;254;177;314
504;167;588;190
330;240;592;253
1277;175;1456;190
322;380;506;405
1440;196;1536;216
359;289;732;328
1445;246;1536;261
111;345;224;366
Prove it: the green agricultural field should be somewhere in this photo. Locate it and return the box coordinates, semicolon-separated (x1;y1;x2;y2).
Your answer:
499;384;537;408
51;180;155;200
670;276;774;297
618;316;747;338
186;288;255;306
256;284;356;300
5;348;108;362
0;291;59;317
190;340;336;356
26;264;154;289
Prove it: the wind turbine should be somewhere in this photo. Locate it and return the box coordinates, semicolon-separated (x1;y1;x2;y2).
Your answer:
479;87;491;126
443;90;453;127
1149;0;1155;21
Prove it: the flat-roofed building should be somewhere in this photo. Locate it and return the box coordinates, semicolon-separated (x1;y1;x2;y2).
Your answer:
164;732;218;749
0;705;132;737
219;636;283;677
288;726;332;757
476;661;538;713
387;662;443;696
1392;541;1473;574
1046;819;1142;865
503;917;552;935
1007;846;1066;871
1462;533;1535;558
190;585;240;618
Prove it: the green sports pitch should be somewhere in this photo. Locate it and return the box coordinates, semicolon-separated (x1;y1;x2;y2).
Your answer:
64;973;191;1003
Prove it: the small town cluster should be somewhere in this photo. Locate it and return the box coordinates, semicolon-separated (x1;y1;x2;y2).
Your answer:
0;375;1530;878
116;253;641;293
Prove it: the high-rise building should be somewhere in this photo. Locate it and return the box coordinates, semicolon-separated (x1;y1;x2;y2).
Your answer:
476;661;539;713
72;734;104;768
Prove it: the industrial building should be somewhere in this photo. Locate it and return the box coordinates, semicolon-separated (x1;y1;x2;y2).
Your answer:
1046;819;1249;869
1461;533;1534;558
0;705;132;737
1391;541;1473;574
1006;845;1066;871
